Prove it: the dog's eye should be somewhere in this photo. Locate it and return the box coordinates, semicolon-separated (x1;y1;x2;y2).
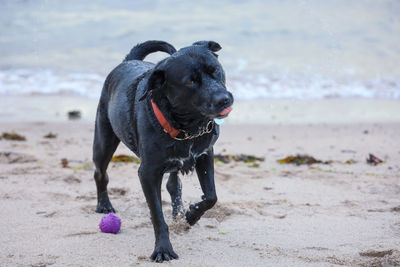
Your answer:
207;66;218;74
186;80;194;85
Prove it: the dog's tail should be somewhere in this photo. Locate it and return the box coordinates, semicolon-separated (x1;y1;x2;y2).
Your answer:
124;40;177;61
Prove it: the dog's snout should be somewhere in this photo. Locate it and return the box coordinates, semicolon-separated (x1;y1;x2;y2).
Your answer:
214;94;231;108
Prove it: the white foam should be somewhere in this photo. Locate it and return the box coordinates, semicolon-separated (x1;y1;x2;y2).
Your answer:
0;68;399;100
227;72;400;99
0;69;104;99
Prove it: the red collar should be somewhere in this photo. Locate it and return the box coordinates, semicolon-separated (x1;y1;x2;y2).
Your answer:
151;99;180;138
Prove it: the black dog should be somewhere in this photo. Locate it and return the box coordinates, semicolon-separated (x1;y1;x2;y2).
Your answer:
92;40;233;262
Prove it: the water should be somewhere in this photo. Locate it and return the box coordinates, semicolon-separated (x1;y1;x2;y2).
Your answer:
1;0;399;99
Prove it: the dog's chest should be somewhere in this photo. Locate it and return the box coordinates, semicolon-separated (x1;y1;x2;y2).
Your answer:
164;144;207;174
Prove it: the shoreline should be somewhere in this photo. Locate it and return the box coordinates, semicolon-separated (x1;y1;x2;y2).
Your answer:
1;95;400;124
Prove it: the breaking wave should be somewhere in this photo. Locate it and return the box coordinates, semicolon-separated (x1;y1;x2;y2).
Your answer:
1;68;399;100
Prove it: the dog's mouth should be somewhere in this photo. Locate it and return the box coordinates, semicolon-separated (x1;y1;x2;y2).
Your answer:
215;106;233;119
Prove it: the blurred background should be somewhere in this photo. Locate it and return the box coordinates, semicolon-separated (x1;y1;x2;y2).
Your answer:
0;0;399;121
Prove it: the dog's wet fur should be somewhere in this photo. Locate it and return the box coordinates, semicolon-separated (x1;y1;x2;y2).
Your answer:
92;40;233;262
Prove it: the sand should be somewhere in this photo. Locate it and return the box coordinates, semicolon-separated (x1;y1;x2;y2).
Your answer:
1;97;400;266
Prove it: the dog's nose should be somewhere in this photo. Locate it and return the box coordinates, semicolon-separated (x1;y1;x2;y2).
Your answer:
214;94;231;108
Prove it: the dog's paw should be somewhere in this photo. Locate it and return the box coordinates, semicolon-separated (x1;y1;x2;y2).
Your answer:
95;191;116;213
185;206;200;226
95;204;116;214
150;243;179;263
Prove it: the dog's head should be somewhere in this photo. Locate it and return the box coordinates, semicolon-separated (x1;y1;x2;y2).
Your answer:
142;41;234;120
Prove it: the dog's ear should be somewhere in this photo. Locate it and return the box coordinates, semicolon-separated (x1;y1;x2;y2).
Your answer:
138;70;166;101
193;40;222;52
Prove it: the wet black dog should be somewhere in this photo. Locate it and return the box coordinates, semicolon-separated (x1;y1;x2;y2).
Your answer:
92;40;234;262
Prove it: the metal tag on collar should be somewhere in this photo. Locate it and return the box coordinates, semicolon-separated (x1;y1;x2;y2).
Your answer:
214;118;224;125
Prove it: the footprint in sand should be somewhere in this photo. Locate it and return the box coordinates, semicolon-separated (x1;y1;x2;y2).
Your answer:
109;187;129;196
0;151;36;164
80;205;97;214
63;175;81;184
358;249;400;266
203;203;235;222
76;195;96;201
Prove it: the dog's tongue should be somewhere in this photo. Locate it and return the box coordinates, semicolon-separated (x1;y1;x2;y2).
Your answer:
219;106;233;116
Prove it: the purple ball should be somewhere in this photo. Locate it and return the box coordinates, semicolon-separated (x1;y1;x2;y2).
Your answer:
99;213;121;234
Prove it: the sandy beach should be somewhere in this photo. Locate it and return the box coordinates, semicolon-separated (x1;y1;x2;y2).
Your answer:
1;97;399;266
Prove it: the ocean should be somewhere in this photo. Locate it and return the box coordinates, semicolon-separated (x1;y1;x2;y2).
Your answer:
1;0;399;100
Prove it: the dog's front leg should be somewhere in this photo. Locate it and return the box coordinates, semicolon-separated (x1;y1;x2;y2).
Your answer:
138;164;178;262
185;149;217;226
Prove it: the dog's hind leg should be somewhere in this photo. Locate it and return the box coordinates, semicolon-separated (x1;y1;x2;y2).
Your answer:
185;149;217;225
92;106;120;213
166;172;184;219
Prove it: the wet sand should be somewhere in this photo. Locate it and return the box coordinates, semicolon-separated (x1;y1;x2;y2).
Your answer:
0;97;400;266
1;95;400;124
